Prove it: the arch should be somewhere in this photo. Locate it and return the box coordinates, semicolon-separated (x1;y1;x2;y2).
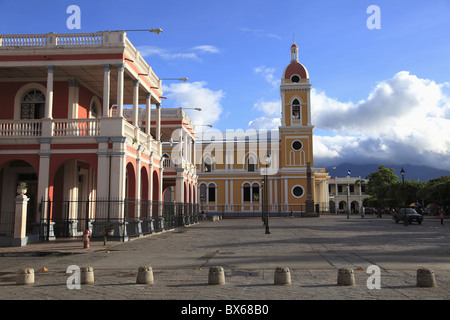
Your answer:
140;166;149;200
125;162;136;218
291;98;301;120
242;151;259;171
14;83;47;120
152;170;160;202
89;95;102;119
207;182;216;202
199;183;207;203
203;155;214;172
0;159;39;233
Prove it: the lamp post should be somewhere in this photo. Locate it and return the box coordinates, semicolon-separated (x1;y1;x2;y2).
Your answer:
160;78;188;82
262;154;271;234
117;28;163;34
401;167;406;225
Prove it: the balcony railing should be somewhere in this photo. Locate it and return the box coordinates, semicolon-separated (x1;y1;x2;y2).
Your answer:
0;120;42;137
53;119;100;137
0;119;101;138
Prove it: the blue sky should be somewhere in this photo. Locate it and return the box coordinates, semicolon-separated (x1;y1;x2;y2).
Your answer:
1;0;450;170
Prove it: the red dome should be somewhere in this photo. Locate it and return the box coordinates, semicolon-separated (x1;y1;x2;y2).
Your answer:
283;61;308;80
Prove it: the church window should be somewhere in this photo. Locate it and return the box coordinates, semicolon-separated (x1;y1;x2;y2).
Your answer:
292;140;302;151
243;183;251;201
252;183;260;201
291;75;300;83
208;184;216;202
247;157;255;172
292;185;305;198
204;157;212;172
292;99;301;120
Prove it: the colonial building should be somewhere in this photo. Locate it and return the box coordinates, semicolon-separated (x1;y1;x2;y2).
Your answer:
328;176;369;214
0;31;197;246
195;42;330;216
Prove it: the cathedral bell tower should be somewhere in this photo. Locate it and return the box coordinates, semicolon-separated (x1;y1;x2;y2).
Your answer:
279;41;314;169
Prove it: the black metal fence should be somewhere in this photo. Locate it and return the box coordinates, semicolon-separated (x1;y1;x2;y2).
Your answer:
0;211;14;237
38;199;199;242
199;202;330;218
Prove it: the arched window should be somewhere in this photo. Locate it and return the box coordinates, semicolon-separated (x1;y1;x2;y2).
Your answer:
208;184;216;202
90;101;99;118
252;182;260;202
243;183;251;202
292;98;301;120
204;157;212;172
21;89;45;119
199;184;207;202
247;157;255;172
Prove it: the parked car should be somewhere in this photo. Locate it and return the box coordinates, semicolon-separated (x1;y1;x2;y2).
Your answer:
393;208;423;224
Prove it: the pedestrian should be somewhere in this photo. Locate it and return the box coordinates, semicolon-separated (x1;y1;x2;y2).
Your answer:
440;209;444;225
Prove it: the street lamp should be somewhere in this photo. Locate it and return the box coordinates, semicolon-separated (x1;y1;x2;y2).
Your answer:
119;28;163;34
160;78;188;82
401;168;406;225
262;154;271;234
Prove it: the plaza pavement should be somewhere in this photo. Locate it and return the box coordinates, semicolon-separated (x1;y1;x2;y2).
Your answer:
0;215;449;305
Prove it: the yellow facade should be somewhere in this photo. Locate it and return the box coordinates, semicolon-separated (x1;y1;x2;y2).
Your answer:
196;42;330;216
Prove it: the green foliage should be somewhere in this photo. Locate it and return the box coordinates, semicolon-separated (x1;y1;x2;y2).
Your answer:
365;165;438;208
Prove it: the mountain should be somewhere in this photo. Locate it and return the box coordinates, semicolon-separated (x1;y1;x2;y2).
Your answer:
318;163;450;182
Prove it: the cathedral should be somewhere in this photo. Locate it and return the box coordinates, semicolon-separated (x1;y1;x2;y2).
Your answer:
195;42;330;216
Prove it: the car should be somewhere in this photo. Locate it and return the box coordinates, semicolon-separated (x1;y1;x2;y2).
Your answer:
393;208;423;224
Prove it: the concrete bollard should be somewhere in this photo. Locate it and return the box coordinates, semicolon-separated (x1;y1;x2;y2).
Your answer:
274;267;291;285
80;266;94;284
17;268;35;285
337;267;355;286
136;266;154;284
208;266;225;285
417;268;437;287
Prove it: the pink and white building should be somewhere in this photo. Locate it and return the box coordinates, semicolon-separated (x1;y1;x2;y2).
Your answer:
0;32;198;245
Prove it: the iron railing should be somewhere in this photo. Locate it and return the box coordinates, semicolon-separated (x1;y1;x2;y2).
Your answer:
38;198;199;241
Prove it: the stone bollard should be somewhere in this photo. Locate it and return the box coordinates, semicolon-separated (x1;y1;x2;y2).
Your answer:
80;266;94;284
17;268;35;285
417;268;437;287
274;267;291;285
337;267;355;286
136;266;154;284
208;266;225;285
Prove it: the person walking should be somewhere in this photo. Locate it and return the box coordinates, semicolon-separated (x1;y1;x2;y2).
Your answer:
440;209;444;225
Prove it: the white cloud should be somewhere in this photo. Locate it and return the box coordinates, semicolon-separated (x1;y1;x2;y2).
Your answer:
192;45;220;54
254;66;280;88
137;45;200;61
311;71;450;170
162;81;225;129
237;27;281;39
247;99;281;130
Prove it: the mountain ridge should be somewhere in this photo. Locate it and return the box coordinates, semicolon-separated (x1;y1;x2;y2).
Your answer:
317;163;450;182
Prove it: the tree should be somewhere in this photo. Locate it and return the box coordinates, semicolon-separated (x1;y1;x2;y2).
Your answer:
366;166;399;208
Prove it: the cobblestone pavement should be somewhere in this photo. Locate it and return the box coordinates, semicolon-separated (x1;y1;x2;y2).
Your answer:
1;215;449;304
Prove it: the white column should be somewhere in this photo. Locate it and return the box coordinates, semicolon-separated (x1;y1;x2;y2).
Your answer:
145;93;151;135
175;169;184;203
44;65;54;119
102;64;111;117
132;80;139;126
116;64;125;117
155;103;161;141
37;150;51;222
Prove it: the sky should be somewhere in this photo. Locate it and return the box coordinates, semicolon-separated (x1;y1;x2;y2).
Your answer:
1;0;450;172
